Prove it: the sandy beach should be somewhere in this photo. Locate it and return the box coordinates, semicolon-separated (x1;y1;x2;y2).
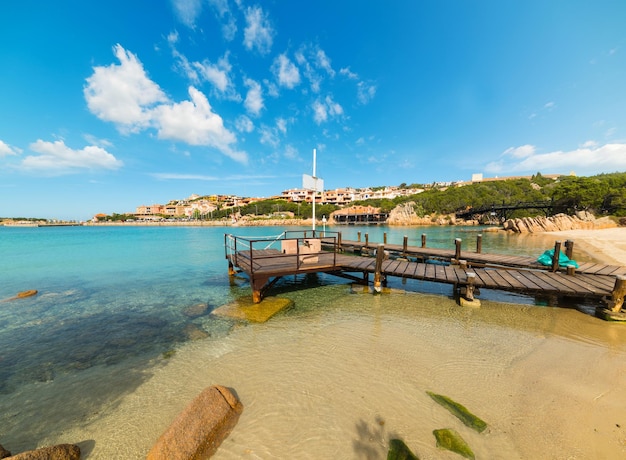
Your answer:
545;227;626;266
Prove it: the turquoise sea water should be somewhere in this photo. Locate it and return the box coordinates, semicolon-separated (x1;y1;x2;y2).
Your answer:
0;224;605;455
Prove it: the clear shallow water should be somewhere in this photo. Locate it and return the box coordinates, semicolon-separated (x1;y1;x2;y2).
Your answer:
0;224;619;458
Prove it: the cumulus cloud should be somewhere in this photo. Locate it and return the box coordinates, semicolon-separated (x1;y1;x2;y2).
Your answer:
295;44;335;93
19;140;123;173
0;140;21;157
243;6;273;54
84;44;168;133
272;53;300;89
244;78;264;116
485;142;626;176
153;87;247;163
85;45;247;163
171;0;203;28
192;52;240;100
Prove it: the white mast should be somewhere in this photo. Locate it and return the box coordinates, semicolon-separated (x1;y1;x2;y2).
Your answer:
312;148;317;232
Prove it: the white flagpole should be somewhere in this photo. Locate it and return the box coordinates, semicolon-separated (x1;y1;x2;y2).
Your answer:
312;148;316;232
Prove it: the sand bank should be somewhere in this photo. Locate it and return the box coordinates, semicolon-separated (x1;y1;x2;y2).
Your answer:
545;227;626;266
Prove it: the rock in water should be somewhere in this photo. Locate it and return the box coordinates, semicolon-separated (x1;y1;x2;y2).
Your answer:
183;303;209;318
433;429;475;460
426;391;487;433
387;438;419;459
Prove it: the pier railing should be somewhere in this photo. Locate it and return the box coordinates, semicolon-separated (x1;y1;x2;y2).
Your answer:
225;230;340;276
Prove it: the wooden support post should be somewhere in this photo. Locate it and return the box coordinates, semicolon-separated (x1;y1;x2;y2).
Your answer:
373;244;386;292
552;241;562;272
464;272;476;300
365;233;369;248
357;231;361;242
566;265;576;276
455;238;462;260
608;275;626;313
459;260;467;270
565;240;574;260
337;232;342;250
384;232;387;244
421;234;426;248
403;236;408;255
476;234;482;254
228;261;236;276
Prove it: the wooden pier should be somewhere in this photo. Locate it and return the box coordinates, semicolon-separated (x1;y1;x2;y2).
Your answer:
224;230;626;319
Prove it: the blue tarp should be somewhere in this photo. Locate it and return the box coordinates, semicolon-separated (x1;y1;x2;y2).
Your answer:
536;249;579;268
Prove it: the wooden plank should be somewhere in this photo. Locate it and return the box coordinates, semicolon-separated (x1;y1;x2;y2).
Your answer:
482;269;515;289
424;263;437;281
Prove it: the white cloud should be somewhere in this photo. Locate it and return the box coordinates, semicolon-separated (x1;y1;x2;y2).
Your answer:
192;52;240;100
502;144;535;159
235;115;254;133
340;67;358;79
20;140;122;173
312;100;327;124
153;86;247;163
85;46;246;163
171;0;203;28
284;144;298;160
272;54;300;89
276;117;287;134
0;140;21;157
315;48;335;77
208;0;237;40
259;125;279;147
243;6;273;55
312;95;343;124
485;142;626;175
357;80;376;104
84;44;168;133
244;78;264;116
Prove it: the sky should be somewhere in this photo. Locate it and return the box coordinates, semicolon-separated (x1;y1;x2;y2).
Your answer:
1;1;626;220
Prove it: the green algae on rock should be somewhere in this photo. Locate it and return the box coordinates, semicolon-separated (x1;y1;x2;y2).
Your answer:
387;438;419;460
426;391;487;433
433;428;475;459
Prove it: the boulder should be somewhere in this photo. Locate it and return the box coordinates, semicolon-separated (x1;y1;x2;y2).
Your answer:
7;444;80;460
146;385;243;460
503;213;617;233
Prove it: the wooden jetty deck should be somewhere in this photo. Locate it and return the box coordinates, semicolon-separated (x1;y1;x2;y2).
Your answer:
225;231;626;319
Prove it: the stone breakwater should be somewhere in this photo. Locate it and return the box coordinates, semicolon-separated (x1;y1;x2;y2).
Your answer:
502;212;617;233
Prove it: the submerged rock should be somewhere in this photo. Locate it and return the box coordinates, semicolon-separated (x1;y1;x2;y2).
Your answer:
433;428;474;459
211;296;293;323
183;323;209;340
183;303;209;318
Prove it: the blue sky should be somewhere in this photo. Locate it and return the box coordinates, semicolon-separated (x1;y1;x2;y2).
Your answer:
1;1;626;220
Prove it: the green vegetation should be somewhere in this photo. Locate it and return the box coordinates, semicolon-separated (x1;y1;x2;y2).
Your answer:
387;438;419;460
352;172;626;218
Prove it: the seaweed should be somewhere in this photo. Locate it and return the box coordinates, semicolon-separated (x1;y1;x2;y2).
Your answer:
426;391;487;433
387;438;419;460
433;428;475;459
